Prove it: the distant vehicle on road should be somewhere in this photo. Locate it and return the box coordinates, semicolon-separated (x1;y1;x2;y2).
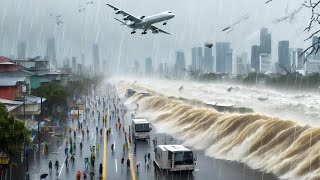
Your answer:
132;118;151;140
154;145;195;172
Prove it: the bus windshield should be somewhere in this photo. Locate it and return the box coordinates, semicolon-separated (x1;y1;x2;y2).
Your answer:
135;123;150;132
173;151;194;165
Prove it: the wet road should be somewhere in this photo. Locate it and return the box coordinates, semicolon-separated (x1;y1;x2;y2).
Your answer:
26;83;279;180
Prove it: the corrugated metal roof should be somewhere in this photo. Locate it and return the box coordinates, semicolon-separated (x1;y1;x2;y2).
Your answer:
0;77;25;86
25;95;46;104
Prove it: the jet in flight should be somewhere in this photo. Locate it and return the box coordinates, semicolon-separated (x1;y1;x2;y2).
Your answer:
106;4;175;35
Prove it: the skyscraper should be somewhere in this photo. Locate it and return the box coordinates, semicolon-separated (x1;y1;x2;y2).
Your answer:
312;36;320;60
17;41;27;59
145;57;152;74
278;41;290;73
175;51;186;78
81;53;85;67
251;45;261;72
296;48;305;70
216;42;231;73
260;28;271;54
225;49;233;74
72;57;77;73
92;44;100;74
259;53;271;73
191;47;203;70
204;46;213;73
46;38;56;67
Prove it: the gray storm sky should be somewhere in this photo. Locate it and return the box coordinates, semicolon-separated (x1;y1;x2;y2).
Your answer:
0;0;310;67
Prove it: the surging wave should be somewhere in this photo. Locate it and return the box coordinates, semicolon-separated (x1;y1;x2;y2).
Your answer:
119;82;320;180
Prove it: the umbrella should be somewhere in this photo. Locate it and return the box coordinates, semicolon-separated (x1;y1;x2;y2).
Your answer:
40;173;48;179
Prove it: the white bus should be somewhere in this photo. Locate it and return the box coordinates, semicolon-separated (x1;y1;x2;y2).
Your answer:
154;145;195;172
132;118;151;140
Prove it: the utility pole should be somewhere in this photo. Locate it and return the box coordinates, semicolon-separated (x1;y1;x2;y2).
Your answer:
38;97;42;159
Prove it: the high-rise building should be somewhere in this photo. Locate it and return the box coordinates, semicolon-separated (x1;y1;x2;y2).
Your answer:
64;57;71;69
133;61;140;73
296;48;305;70
72;57;77;73
204;46;214;73
216;42;231;73
92;44;100;74
278;41;290;73
312;36;320;60
145;57;152;74
81;54;85;67
260;28;271;54
191;47;203;70
17;41;27;59
236;55;247;75
46;37;56;67
77;64;82;76
158;63;164;77
175;51;186;78
225;49;233;74
259;53;271;73
251;45;261;72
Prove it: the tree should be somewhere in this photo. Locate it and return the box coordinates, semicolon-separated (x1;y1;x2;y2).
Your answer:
0;103;31;162
31;82;68;120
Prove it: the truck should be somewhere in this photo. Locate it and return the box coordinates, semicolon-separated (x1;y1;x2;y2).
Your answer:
154;145;195;172
131;118;151;140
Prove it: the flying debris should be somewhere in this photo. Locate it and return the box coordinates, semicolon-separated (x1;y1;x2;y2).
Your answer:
205;42;213;48
86;1;94;5
133;81;137;85
79;8;86;13
178;86;184;92
57;20;63;26
258;97;269;101
226;87;233;92
222;13;250;33
106;4;174;35
274;6;303;24
265;0;272;4
222;26;231;32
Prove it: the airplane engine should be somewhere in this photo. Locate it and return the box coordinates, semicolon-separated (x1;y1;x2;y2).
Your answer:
123;15;129;21
115;10;121;14
152;29;159;34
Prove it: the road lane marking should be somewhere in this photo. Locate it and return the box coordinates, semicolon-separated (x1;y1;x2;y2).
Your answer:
115;158;118;173
126;135;136;180
58;156;67;178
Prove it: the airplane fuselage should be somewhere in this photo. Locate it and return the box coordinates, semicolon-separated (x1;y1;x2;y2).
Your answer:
128;11;174;30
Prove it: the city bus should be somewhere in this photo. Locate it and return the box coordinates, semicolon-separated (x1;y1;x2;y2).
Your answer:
132;118;151;140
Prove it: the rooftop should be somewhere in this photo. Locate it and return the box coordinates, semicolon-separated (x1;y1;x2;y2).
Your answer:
132;118;149;124
158;145;191;152
0;98;23;112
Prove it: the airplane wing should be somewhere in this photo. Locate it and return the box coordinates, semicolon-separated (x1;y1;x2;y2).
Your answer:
150;25;171;35
106;4;141;23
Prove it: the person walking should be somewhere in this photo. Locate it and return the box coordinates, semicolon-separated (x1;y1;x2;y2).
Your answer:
65;156;69;168
71;154;75;165
99;164;103;178
83;171;87;179
148;152;151;160
49;160;52;172
121;157;124;166
54;160;59;173
73;142;76;151
127;159;130;168
111;144;114;152
89;170;94;180
64;147;68;156
80;142;83;151
136;162;140;171
144;154;147;164
76;171;81;180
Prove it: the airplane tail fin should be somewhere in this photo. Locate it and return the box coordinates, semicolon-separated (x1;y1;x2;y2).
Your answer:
114;18;126;25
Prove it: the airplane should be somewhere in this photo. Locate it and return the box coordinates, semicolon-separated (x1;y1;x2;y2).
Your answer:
106;4;175;35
